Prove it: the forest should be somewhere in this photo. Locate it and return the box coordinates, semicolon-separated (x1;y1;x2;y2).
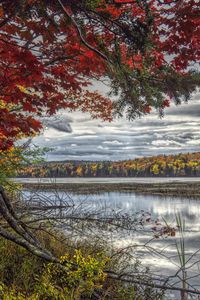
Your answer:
18;152;200;178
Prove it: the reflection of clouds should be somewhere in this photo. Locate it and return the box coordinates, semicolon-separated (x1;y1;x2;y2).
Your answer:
25;187;200;286
90;192;200;285
30;91;200;161
103;140;125;145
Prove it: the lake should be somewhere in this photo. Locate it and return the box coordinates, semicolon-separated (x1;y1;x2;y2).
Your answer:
23;184;200;299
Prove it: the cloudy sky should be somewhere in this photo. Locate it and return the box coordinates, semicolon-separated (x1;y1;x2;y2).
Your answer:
31;88;200;161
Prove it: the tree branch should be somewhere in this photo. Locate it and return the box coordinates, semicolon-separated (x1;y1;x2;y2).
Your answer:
107;271;200;296
57;0;111;63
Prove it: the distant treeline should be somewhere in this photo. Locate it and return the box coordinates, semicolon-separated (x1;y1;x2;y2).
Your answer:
18;152;200;177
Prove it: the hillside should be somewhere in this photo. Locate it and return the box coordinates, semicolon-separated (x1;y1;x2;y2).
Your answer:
18;152;200;178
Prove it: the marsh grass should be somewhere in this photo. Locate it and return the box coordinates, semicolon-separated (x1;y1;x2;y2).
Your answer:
21;182;200;198
175;214;188;300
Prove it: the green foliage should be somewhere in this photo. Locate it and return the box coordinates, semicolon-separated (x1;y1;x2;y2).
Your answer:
60;250;108;289
0;145;50;192
85;0;102;10
35;249;108;299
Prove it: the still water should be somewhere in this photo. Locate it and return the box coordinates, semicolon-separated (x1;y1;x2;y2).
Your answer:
24;189;200;299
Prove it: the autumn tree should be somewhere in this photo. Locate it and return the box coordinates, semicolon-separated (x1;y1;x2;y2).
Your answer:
0;0;199;150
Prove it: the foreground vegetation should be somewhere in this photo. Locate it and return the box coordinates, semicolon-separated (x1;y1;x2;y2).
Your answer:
18;152;200;178
0;230;164;300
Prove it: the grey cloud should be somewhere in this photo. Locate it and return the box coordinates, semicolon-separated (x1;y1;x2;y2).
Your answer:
167;104;200;117
192;93;200;101
43;115;73;133
50;149;113;157
46;121;72;133
29;91;200;161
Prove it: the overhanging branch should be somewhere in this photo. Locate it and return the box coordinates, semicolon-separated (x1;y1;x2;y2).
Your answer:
57;0;111;63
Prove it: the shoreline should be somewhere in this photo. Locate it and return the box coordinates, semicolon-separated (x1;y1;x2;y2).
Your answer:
14;177;200;198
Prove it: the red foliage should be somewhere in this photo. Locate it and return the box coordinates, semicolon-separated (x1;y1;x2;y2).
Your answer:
162;99;170;108
0;0;199;150
143;105;152;114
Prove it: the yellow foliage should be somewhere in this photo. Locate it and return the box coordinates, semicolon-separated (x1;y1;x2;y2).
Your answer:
0;98;14;111
16;84;33;95
0;249;109;300
151;164;159;175
91;163;97;171
0;147;23;191
76;166;83;176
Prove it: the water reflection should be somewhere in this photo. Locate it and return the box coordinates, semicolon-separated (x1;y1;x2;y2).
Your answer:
24;190;200;298
90;192;200;295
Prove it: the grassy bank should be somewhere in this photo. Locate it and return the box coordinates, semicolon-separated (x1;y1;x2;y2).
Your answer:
21;181;200;198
